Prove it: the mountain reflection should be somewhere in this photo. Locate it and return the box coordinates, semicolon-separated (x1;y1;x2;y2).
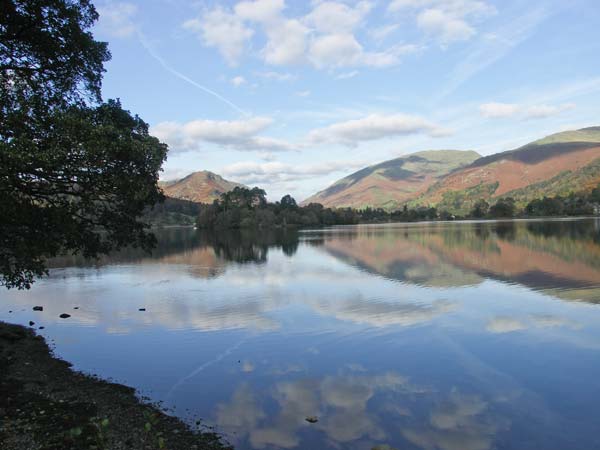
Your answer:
317;219;600;302
48;218;600;303
49;228;300;273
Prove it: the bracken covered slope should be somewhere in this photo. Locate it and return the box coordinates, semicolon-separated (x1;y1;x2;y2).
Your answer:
302;150;481;210
412;127;600;214
160;171;243;204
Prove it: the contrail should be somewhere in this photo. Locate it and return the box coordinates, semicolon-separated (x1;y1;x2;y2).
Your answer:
166;337;247;399
137;31;250;117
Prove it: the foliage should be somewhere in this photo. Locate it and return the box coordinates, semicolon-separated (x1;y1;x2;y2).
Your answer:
197;188;452;230
1;0;168;288
470;199;490;218
197;189;359;229
144;197;203;226
198;182;600;231
419;182;499;216
488;197;516;218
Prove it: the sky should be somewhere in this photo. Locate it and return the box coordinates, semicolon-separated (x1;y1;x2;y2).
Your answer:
93;0;600;201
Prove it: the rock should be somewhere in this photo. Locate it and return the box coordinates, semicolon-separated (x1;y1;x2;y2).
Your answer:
59;313;71;319
73;307;79;310
138;308;146;311
305;416;318;423
39;326;45;330
33;306;43;311
29;321;35;326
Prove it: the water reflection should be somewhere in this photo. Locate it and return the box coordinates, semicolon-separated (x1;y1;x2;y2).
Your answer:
217;371;412;449
48;219;600;303
2;219;600;450
316;220;600;301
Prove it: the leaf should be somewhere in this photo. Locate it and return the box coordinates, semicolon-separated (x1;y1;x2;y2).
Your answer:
145;422;152;432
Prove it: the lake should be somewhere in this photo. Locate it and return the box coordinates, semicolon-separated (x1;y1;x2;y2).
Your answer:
2;219;600;450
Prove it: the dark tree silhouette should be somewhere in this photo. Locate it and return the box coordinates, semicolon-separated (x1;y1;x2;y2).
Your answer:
1;1;167;288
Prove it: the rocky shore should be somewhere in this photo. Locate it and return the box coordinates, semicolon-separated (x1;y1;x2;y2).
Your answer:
0;321;232;450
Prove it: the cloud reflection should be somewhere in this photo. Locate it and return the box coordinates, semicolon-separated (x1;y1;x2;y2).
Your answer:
401;390;507;450
216;371;411;449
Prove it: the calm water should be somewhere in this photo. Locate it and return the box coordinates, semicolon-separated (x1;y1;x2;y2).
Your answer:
2;219;600;450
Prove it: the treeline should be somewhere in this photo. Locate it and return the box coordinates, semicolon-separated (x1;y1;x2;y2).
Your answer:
196;187;362;229
145;197;203;226
153;184;600;230
469;183;600;219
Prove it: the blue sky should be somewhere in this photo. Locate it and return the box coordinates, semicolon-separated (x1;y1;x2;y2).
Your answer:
94;0;600;201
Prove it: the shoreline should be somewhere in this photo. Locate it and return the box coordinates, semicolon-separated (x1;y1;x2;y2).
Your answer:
0;321;232;450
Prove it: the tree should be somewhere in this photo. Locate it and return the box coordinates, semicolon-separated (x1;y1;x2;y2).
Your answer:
470;199;489;218
1;1;167;288
489;198;516;218
591;183;600;203
221;187;266;210
280;194;297;209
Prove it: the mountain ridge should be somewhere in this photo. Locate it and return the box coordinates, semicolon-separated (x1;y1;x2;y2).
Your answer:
160;170;244;204
304;126;600;213
302;149;481;209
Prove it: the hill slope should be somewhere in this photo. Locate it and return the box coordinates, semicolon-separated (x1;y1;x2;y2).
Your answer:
302;150;481;209
412;127;600;214
160;171;243;204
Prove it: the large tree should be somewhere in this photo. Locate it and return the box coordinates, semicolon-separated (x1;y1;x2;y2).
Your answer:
1;0;168;289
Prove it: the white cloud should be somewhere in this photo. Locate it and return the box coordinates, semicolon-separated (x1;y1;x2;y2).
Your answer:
96;2;137;37
296;90;311;97
417;8;475;43
183;0;411;69
183;8;253;66
304;1;374;33
524;103;576;119
389;0;496;45
309;34;417;69
235;0;285;22
151;117;296;153
257;71;297;81
221;160;367;185
309;33;364;68
231;75;247;86
369;24;400;42
262;19;309;65
308;113;451;147
335;70;359;79
480;102;576;119
479;102;520;118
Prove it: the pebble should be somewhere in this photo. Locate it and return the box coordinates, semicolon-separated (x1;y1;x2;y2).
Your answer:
33;306;43;311
59;313;71;319
138;308;146;311
29;321;35;326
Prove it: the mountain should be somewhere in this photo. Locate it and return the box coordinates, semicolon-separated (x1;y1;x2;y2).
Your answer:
160;171;243;204
302;150;481;209
412;127;600;214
